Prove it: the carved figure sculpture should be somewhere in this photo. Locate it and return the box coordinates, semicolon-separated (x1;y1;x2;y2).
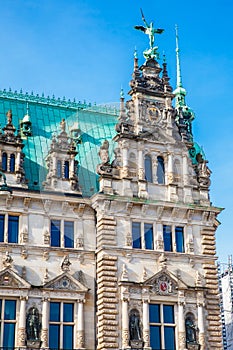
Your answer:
129;309;141;340
185;316;197;344
26;306;41;341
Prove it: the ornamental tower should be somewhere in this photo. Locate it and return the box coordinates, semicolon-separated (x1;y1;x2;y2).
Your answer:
94;14;223;350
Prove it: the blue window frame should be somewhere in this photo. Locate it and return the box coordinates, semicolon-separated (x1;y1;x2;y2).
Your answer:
9;154;15;172
64;161;69;179
144;223;153;250
157;156;165;184
175;227;184;253
163;225;172;251
132;222;141;249
8;216;19;243
149;304;176;350
51;220;61;247
0;215;4;242
2;153;7;171
145;155;153;182
49;302;74;350
0;299;17;348
57;160;62;178
64;221;74;248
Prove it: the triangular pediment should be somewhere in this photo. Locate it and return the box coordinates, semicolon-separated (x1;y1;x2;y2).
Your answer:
43;271;88;292
143;268;187;295
0;268;31;288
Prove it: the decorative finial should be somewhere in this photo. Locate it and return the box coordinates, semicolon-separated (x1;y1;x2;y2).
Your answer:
120;87;124;99
60;118;66;133
6;110;12;125
61;255;71;272
134;47;138;59
134;8;164;60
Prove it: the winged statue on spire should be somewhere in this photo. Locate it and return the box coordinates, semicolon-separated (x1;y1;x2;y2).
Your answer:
135;9;164;60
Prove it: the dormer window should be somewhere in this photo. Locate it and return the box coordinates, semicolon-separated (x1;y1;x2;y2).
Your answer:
157;156;165;184
9;154;15;172
145;154;152;182
2;153;7;171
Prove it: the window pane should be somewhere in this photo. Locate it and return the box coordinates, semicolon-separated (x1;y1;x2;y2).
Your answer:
163;305;174;324
64;161;69;179
63;325;73;349
157;156;165;184
49;324;60;349
144;223;153;250
175;226;184;253
64;221;74;248
149;304;160;323
2;153;7;171
163;225;172;251
51;220;61;247
132;222;141;249
150;325;161;350
0;215;4;242
63;303;74;322
8;216;19;243
145;155;152;182
57;160;62;178
4;300;16;320
9;154;15;172
164;326;176;350
50;302;60;322
3;323;15;348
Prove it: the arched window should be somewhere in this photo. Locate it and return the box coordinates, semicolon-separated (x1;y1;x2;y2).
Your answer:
157;156;165;184
9;154;15;172
144;154;152;182
57;160;62;178
64;161;69;179
2;153;7;171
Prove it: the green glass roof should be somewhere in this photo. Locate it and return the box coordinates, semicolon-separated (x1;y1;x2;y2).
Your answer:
0;90;118;197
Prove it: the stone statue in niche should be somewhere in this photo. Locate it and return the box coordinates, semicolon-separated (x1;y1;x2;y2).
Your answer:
129;309;142;340
185;315;200;349
26;306;41;341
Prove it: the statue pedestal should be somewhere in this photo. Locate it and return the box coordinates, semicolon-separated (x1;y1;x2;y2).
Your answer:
26;340;41;349
130;340;143;349
187;343;200;350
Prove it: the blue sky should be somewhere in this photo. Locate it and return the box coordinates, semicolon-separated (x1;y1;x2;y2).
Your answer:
0;0;232;262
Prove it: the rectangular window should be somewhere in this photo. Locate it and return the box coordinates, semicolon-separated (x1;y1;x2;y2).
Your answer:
149;304;176;350
144;223;154;250
64;221;74;248
51;220;75;248
175;227;184;253
0;299;17;348
132;222;141;249
0;215;4;242
51;220;61;247
163;225;172;251
49;302;74;350
8;216;19;244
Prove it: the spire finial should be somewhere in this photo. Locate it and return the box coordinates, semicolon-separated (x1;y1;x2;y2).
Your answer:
134;47;138;59
120;87;124;99
173;25;186;108
26;102;29;116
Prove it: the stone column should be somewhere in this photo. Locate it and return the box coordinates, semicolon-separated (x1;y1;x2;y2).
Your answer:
138;143;144;181
167;152;173;184
197;292;205;350
178;291;186;350
41;297;49;348
142;299;151;349
77;299;85;349
122;297;130;349
17;296;27;347
122;141;129;178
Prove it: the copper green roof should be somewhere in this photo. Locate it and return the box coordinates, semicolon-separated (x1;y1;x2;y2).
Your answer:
0;89;118;197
